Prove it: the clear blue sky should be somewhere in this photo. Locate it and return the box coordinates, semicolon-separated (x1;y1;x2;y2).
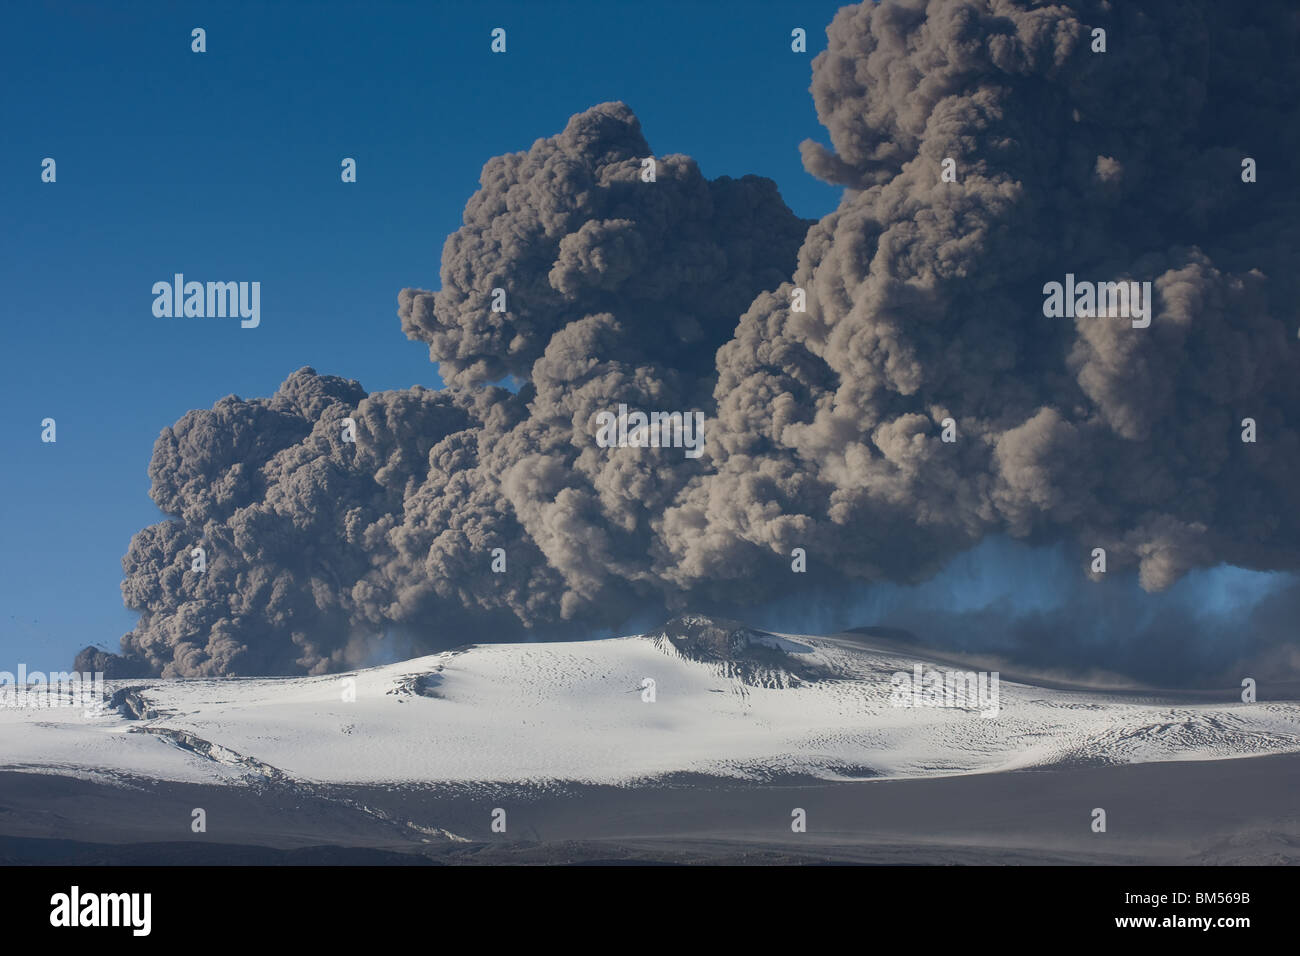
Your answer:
0;0;848;670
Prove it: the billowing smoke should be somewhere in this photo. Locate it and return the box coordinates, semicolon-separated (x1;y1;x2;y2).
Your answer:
105;103;811;677
97;1;1300;681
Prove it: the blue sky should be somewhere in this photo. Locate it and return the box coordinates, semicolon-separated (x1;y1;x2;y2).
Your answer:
0;1;848;670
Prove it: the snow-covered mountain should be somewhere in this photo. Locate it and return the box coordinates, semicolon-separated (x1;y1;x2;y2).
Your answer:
4;615;1298;788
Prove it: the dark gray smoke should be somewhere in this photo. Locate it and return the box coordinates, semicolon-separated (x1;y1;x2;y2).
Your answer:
99;1;1299;681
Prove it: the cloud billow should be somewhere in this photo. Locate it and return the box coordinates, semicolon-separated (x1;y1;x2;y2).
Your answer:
100;1;1300;679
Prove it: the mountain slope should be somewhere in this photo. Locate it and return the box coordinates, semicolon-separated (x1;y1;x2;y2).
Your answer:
3;617;1297;787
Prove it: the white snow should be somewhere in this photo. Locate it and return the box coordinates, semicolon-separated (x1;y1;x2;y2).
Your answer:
2;631;1298;787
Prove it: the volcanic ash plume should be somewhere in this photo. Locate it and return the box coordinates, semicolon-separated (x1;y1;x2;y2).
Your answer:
102;1;1300;678
109;103;811;676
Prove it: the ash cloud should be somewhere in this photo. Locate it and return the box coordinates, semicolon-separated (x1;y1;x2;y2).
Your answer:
101;1;1300;682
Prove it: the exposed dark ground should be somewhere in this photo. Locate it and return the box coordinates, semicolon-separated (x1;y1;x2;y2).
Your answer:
2;753;1297;864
